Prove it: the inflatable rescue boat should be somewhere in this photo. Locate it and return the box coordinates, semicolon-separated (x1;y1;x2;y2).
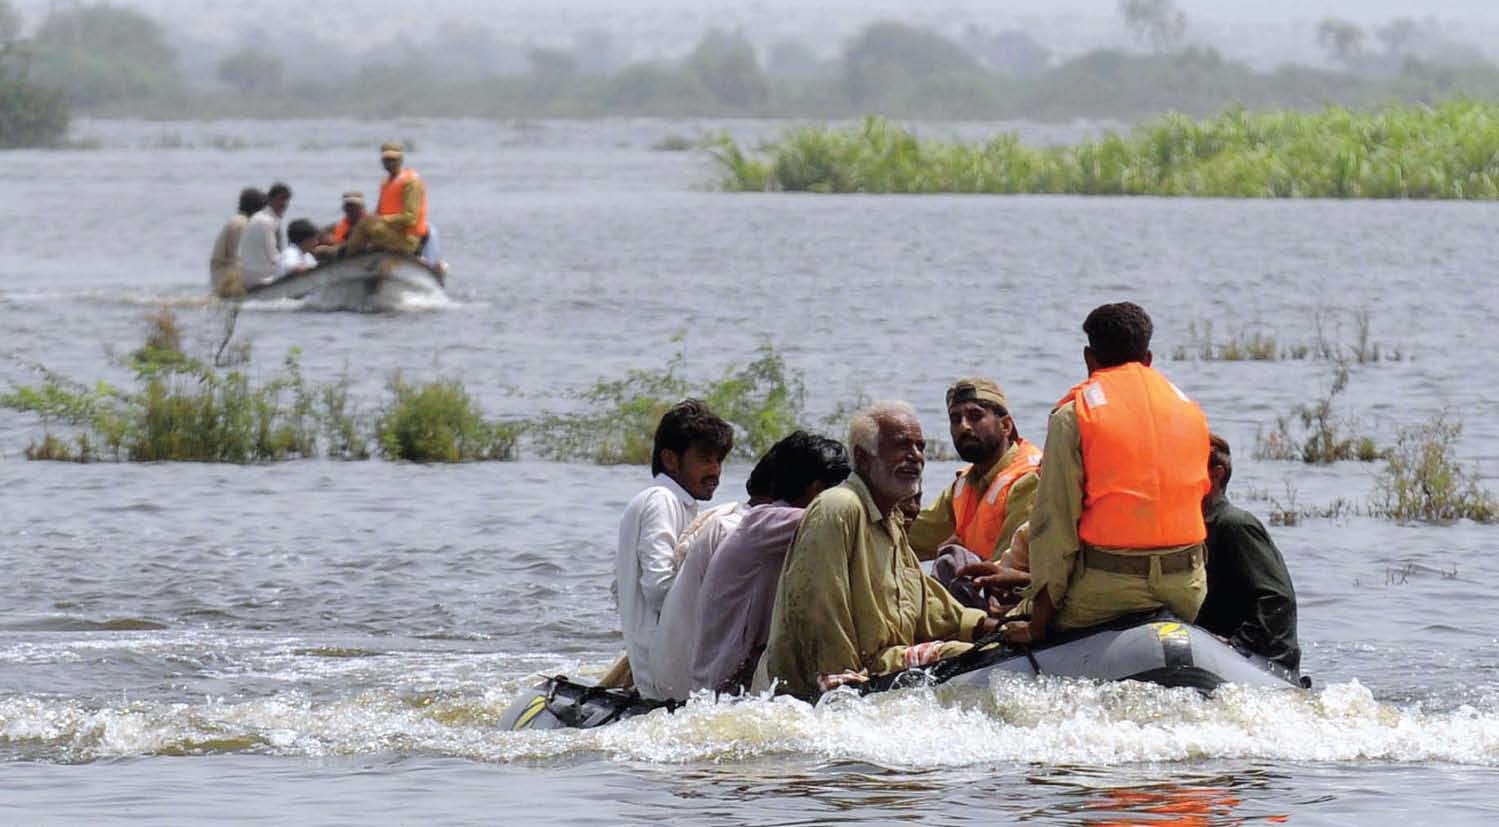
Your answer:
498;612;1308;731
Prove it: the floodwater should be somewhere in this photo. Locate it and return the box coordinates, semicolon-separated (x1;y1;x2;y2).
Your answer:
2;118;1497;825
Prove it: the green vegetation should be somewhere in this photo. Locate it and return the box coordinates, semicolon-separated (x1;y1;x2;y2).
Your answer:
0;310;522;464
1255;367;1383;465
0;0;68;148
716;103;1499;197
375;378;518;463
1375;415;1496;523
530;343;807;465
29;3;180;108
1172;309;1403;362
16;2;1499;125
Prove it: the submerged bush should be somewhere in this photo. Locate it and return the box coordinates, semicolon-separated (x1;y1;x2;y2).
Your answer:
375;378;518;463
530;343;808;465
1254;367;1382;465
1375;415;1496;523
716;103;1499;198
0;309;509;464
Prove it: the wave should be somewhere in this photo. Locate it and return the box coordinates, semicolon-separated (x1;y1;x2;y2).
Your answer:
3;675;1497;767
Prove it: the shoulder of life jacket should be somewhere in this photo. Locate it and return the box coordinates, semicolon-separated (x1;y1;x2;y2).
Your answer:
377;168;428;238
1071;363;1210;549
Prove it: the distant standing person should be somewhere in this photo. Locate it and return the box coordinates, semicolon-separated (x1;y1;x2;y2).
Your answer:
209;187;265;297
1197;433;1301;671
344;142;428;257
237;182;292;289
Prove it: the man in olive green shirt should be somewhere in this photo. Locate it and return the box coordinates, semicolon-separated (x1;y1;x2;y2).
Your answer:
762;401;997;698
995;303;1207;643
344;142;425;256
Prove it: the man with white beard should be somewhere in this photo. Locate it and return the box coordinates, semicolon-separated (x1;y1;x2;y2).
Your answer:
761;401;1001;699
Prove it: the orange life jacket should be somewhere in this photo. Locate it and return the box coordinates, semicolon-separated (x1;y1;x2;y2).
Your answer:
951;437;1043;560
377;168;428;238
1061;362;1209;549
332;216;353;242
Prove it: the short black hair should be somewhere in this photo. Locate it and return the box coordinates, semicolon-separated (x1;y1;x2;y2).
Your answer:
1209;432;1233;488
771;433;851;502
651;399;733;477
1083;302;1153;368
286;218;318;245
745;440;784;499
238;187;266;216
267;182;292;201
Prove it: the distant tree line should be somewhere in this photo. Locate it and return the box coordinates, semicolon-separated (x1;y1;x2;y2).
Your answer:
0;0;67;148
8;0;1499;140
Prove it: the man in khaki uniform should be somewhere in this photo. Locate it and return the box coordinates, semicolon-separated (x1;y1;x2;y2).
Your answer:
762;401;998;698
344;142;426;256
996;302;1210;643
909;378;1040;609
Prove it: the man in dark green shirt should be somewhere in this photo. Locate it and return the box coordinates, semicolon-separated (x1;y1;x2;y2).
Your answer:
1197;434;1302;672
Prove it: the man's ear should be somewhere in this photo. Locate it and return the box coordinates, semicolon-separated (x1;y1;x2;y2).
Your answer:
660;448;681;477
1142;349;1153;367
1083;345;1099;374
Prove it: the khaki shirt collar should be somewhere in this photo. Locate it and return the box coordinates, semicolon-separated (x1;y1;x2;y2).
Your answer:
963;440;1024;489
846;473;894;527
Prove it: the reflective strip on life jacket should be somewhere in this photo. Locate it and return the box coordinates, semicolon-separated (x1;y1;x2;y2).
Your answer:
377;168;428;238
1064;362;1209;549
950;437;1043;560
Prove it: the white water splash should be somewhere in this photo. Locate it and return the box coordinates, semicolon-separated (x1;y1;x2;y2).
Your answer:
4;675;1498;767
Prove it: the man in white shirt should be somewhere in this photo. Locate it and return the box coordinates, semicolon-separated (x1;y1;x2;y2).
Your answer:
614;399;734;700
647;447;784;701
277;219;320;277
237;182;291;289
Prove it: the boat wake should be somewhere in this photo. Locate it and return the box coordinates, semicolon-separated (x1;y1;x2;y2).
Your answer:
3;673;1496;767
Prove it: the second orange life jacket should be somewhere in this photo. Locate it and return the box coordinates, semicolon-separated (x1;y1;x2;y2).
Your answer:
951;437;1043;560
1060;362;1209;550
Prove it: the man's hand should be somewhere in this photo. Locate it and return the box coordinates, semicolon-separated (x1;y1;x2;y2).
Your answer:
976;616;1003;637
963;564;1031;590
1001;620;1042;644
903;641;946;668
817;670;870;692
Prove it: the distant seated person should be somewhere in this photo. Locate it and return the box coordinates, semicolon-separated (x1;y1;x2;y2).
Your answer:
1197;434;1301;671
236;182;291;289
689;432;851;696
761;402;1000;699
317;191;366;258
910;378;1040;611
277;219;320;278
344;142;428;257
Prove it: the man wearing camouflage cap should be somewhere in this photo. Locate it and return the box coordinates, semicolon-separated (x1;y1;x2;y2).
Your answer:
344;142;428;257
908;378;1041;608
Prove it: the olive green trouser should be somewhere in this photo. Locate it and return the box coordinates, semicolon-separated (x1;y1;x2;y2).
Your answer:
344;216;420;256
1053;546;1207;631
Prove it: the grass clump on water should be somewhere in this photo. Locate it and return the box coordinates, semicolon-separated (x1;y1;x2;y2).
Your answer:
1;309;519;464
375;377;519;462
531;343;807;465
1375;415;1496;523
1254;367;1383;465
715;103;1499;198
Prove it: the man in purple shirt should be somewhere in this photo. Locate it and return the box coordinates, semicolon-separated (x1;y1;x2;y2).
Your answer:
690;433;851;694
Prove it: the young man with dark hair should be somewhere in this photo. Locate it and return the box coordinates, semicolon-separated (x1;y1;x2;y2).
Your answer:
237;182;292;288
276;219;320;277
613;399;733;699
998;302;1211;643
1198;434;1301;671
688;432;852;696
649;439;782;701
